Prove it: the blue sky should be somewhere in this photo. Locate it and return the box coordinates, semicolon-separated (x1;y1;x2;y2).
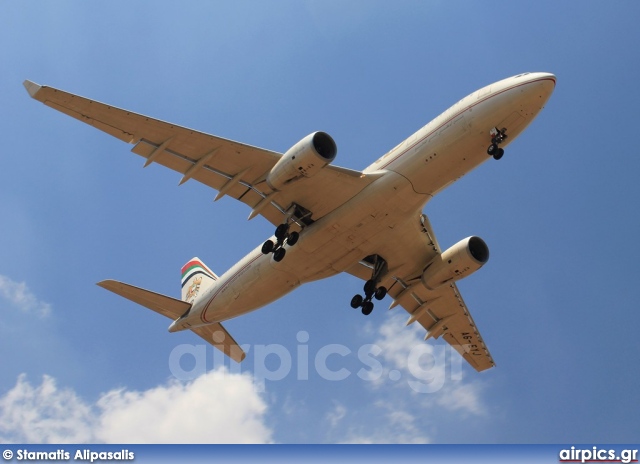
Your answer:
1;1;639;444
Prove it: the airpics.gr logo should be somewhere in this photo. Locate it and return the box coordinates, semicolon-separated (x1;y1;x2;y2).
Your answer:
559;446;638;464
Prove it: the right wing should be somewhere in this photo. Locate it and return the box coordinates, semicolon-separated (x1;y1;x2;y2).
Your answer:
389;281;496;372
345;214;496;372
24;80;377;227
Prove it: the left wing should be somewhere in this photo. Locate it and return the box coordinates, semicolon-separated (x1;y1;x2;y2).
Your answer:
24;80;376;227
345;214;496;372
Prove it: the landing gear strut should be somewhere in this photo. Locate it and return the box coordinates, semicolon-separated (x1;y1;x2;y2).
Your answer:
261;222;300;262
350;255;388;315
487;127;507;160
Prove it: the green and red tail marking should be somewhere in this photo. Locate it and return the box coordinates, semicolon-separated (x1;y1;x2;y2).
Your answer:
181;258;216;288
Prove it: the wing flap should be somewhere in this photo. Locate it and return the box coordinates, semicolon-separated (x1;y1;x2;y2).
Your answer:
191;323;246;363
97;279;190;320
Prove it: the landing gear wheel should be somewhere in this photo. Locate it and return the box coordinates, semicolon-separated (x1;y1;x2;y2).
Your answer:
374;286;387;301
350;294;364;309
275;224;289;241
361;301;374;316
348;255;388;315
287;231;299;246
488;127;508;158
261;240;274;254
273;247;286;262
364;279;377;296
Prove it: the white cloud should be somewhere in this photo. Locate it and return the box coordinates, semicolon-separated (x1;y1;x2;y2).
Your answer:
322;312;488;444
325;401;346;428
339;404;430;444
312;312;490;444
374;312;426;373
95;370;271;443
435;382;485;416
0;275;51;317
370;312;486;416
0;369;272;444
0;374;94;443
326;314;486;443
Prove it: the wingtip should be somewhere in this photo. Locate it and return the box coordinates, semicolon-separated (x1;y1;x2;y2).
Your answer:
96;279;118;290
23;80;42;98
230;346;247;363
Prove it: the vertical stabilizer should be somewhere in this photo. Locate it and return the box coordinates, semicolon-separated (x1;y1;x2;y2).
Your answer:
181;257;218;303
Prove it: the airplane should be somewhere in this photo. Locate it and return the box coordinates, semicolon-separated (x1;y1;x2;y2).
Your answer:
24;72;556;371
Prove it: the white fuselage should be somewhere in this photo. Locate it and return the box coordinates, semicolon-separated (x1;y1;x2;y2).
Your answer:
171;72;556;331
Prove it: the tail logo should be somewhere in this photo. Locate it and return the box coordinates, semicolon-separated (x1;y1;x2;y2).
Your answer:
185;276;203;302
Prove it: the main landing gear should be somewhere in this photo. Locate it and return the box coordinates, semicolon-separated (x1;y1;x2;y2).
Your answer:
262;204;312;262
350;255;388;316
261;223;299;262
487;127;508;160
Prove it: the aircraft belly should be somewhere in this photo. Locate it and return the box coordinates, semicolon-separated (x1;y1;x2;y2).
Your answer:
228;268;299;315
194;251;300;323
295;171;427;274
397;135;487;196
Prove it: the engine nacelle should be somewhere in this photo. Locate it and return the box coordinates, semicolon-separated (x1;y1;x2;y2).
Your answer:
267;132;337;191
421;236;489;290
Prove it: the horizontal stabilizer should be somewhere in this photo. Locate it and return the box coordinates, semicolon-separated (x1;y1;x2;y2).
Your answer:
191;323;246;363
23;80;42;98
98;279;190;320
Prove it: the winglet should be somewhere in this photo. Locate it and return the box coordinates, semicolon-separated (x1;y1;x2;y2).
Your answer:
23;80;42;99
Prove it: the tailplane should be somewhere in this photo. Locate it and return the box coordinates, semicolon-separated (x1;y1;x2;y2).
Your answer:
98;268;246;362
181;257;218;303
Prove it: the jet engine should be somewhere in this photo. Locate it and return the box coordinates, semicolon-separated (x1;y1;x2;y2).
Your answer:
421;236;489;290
267;132;337;191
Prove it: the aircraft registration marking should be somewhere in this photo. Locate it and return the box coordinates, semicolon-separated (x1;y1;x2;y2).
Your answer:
461;332;482;356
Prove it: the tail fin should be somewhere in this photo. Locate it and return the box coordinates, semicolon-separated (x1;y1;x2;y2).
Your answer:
181;257;218;303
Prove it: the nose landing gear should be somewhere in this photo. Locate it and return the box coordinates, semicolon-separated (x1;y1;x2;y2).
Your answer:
350;255;388;315
487;127;507;160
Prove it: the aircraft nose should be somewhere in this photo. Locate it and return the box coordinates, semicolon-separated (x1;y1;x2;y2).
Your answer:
534;72;556;83
540;74;556;109
530;72;556;98
518;72;556;108
537;72;556;92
